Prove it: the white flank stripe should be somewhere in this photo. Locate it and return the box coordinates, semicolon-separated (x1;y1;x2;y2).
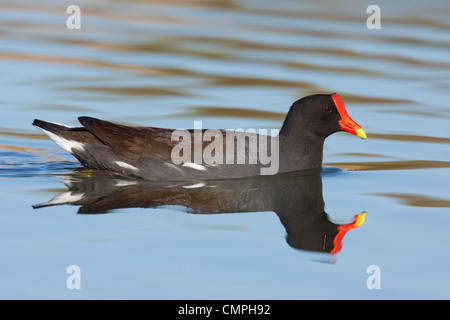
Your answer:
40;129;85;153
183;162;207;171
182;182;206;189
115;161;140;171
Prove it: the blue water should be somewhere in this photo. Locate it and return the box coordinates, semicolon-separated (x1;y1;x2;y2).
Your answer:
0;0;449;299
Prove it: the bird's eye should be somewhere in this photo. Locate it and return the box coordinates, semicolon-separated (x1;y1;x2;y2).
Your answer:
323;106;332;113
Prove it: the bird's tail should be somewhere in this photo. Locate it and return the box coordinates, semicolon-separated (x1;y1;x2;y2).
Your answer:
32;119;85;153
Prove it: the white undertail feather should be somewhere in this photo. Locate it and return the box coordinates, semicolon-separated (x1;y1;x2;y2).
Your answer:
39;128;85;153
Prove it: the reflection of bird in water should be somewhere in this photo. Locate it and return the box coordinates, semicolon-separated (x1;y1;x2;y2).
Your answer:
33;169;366;257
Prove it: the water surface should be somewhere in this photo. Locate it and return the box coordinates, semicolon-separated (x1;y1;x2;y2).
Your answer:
0;0;449;299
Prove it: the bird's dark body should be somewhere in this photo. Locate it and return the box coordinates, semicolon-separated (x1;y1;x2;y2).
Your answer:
33;94;365;181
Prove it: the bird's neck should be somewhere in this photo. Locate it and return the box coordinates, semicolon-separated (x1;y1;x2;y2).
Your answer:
278;130;325;173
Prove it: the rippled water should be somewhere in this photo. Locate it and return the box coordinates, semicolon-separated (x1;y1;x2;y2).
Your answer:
1;0;449;299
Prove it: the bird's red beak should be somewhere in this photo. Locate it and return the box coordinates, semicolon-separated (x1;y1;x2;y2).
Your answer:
330;212;367;256
332;94;367;139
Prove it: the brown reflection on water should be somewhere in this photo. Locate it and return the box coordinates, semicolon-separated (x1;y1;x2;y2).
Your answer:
378;193;450;208
0;52;164;77
170;106;285;120
68;86;192;97
0;128;46;140
369;133;450;144
325;160;450;171
0;144;62;162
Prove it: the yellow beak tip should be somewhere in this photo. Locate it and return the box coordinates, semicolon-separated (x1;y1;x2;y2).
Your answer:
354;212;367;227
356;128;367;140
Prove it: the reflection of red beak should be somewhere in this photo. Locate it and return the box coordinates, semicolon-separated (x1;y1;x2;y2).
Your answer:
332;94;367;139
330;212;367;256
